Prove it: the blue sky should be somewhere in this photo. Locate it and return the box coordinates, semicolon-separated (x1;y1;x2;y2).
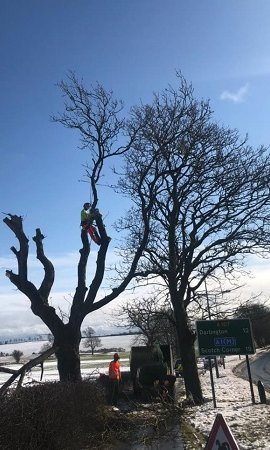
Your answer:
1;0;270;337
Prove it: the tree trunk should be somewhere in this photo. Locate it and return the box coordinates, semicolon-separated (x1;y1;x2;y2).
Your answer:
174;302;204;405
54;325;82;382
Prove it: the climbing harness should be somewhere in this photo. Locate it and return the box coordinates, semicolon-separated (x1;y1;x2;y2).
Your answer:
82;223;101;245
81;204;101;245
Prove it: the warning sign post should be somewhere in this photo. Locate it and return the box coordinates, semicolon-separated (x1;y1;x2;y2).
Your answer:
205;413;240;450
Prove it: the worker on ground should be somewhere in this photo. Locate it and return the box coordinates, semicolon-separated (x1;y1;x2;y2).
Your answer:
108;353;122;407
80;202;101;245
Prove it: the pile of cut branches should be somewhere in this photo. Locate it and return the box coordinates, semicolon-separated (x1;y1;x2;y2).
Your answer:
0;381;134;450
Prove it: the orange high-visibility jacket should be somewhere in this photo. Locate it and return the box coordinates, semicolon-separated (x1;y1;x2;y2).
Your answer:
109;360;121;380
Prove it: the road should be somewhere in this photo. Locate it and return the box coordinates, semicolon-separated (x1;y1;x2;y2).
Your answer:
241;350;270;389
129;427;184;450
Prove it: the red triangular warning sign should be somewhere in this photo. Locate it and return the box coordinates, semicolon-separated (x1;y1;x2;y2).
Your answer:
205;413;240;450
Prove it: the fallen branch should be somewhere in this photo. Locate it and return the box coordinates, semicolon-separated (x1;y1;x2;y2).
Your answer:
0;346;57;395
0;367;17;375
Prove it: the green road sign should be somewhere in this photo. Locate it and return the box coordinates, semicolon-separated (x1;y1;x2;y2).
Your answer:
196;318;255;356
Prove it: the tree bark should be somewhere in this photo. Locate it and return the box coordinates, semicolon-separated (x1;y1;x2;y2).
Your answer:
173;300;204;404
54;325;82;382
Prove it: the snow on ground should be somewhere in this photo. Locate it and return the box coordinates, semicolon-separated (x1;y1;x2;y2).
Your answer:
184;352;270;449
0;359;131;386
2;340;270;448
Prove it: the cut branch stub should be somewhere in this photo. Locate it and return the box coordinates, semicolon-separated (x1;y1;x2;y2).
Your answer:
10;246;19;257
33;228;45;242
3;214;24;234
4;214;29;281
33;228;55;300
95;212;111;243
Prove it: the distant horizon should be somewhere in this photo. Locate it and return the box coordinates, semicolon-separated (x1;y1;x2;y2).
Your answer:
0;330;140;345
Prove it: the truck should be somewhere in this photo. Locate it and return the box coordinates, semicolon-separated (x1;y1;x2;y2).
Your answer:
130;344;175;399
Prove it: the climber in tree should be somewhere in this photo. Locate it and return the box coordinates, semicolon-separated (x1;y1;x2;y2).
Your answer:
80;202;101;245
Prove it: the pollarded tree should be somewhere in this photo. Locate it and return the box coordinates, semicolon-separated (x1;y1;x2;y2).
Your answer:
117;73;270;403
3;73;153;382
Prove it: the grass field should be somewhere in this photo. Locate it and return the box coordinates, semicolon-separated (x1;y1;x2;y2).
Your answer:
29;351;131;374
0;350;131;386
80;351;130;361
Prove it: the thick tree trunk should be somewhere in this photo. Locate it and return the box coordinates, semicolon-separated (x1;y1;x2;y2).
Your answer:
174;302;204;405
54;325;82;382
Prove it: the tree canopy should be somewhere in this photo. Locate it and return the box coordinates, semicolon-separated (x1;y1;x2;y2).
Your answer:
116;73;270;402
119;296;177;353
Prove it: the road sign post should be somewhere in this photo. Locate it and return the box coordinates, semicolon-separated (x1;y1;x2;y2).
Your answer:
196;319;256;407
196;318;255;357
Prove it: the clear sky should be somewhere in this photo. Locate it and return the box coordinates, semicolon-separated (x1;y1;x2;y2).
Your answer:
1;0;270;338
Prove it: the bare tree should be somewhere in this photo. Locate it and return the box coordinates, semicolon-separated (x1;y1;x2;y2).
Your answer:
3;73;151;382
116;73;270;403
189;284;241;321
11;350;23;364
83;327;101;355
119;295;178;353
